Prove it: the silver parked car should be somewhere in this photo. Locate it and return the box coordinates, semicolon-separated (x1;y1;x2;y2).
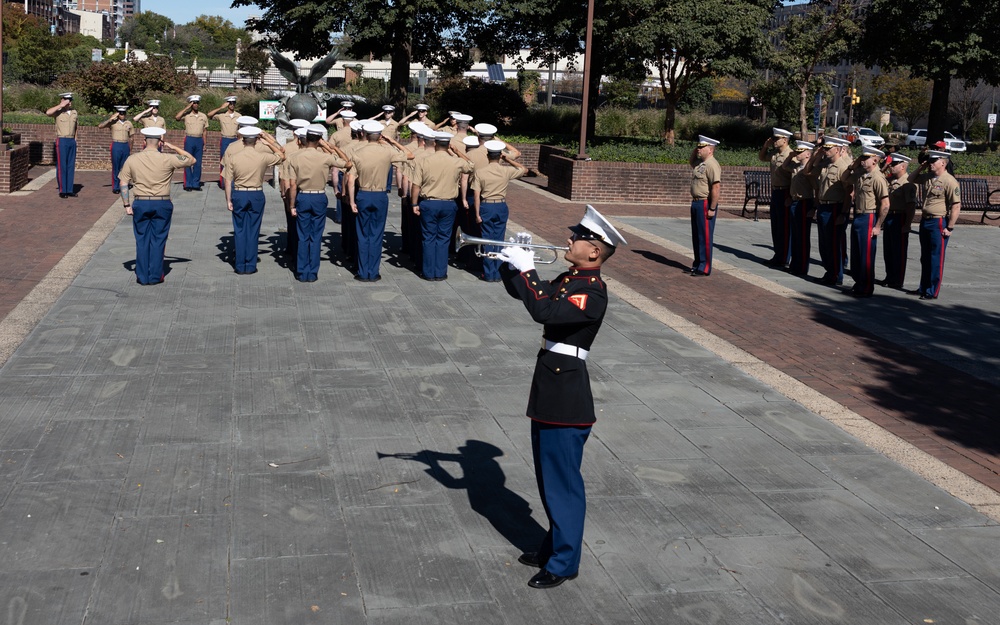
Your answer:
905;129;967;152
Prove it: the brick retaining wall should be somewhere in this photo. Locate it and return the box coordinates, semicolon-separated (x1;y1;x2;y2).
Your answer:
0;145;32;193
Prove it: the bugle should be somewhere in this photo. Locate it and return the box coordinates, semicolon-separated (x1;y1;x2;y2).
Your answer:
455;232;569;264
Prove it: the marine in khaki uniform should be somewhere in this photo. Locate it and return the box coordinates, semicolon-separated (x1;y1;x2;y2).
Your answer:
880;153;917;288
279;120;311;263
338;120;367;261
759;128;794;266
806;136;853;285
410;131;475;281
346;121;413;282
324;100;355;130
208;96;241;188
98;105;135;194
843;147;890;297
471;140;529;282
134;100;167;131
288;124;353;282
118;127;196;285
224;126;285;274
908;150;962;299
688;135;722;276
781;140;818;276
175;95;209;191
46;92;78;198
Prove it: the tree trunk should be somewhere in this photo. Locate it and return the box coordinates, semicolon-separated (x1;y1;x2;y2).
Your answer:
926;77;951;144
663;101;677;145
389;27;412;110
799;83;809;138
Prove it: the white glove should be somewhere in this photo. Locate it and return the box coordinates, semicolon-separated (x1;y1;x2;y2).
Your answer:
498;245;536;273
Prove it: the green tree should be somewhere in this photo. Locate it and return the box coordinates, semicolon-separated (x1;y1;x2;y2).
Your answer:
119;11;174;52
232;0;489;109
949;79;990;141
768;0;861;137
66;53;198;111
603;77;639;109
872;70;930;132
236;42;271;91
861;0;1000;144
644;0;774;143
751;77;800;126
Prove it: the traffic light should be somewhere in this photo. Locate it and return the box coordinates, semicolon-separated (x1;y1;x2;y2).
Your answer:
846;88;860;105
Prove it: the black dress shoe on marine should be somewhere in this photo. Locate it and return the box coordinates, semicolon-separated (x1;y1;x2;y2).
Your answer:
527;569;577;589
59;193;67;198
518;552;543;568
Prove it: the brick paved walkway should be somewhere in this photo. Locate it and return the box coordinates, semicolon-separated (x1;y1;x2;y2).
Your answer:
507;179;1000;493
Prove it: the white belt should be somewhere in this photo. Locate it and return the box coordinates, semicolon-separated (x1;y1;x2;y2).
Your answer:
543;340;589;360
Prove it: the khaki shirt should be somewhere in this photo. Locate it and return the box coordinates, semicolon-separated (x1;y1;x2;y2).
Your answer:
226;147;283;188
411;151;474;200
288;147;347;191
222;140;273;178
913;171;961;218
218;112;240;138
849;169;889;215
352;143;408;190
817;155;852;204
118;148;195;196
382;119;399;140
467;147;490;173
55;109;78;138
332;125;353;149
182;111;209;137
110;120;134;142
690;156;721;200
141;116;166;130
790;161;816;200
471;162;525;201
771;147;793;188
398;139;420;178
279;139;302;180
888;174;917;213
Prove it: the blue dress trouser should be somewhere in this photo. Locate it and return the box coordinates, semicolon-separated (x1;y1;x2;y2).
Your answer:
110;142;130;193
132;199;172;284
689;199;716;275
478;200;509;281
332;170;344;223
531;420;592;577
816;204;844;283
788;198;813;276
355;190;389;280
183;136;204;189
420;199;458;279
55;137;76;194
769;188;791;264
219;137;237;187
881;212;908;287
295;193;328;281
231;189;265;273
850;213;878;296
919;217;949;298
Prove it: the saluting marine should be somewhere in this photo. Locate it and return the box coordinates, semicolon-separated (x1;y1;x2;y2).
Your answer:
844;147;890;297
471;140;529;282
759;128;794;267
783;140;818;276
908;150;962;299
118;127;196;285
881;153;917;288
175;95;209;191
208;96;241;189
807;136;853;286
134;99;167;131
46;92;78;198
98;105;134;195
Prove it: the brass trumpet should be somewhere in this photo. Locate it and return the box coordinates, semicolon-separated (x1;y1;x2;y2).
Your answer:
455;232;569;264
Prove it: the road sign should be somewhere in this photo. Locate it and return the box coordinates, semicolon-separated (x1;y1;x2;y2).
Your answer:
988;113;997;126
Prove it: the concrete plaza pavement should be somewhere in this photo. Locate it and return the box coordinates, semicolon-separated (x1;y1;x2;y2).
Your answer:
0;175;999;624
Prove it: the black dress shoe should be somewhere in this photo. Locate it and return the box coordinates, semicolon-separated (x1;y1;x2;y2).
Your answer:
689;270;709;277
518;552;543;568
528;569;577;589
59;193;67;198
113;189;120;194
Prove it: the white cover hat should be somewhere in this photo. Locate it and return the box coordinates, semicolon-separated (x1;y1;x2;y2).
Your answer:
362;120;385;134
293;127;308;137
238;126;262;137
927;150;950;160
474;123;498;135
889;153;912;165
415;104;429;111
340;110;358;119
568;205;627;248
862;146;885;158
114;105;128;112
484;140;506;152
823;137;850;147
772;127;793;138
187;95;201;102
433;131;454;143
382;105;396;111
349;120;363;131
59;92;74;99
236;115;258;126
140;127;166;138
148;100;161;107
696;135;720;147
340;100;354;108
225;96;238;102
794;140;815;151
306;124;326;136
288;119;310;128
453;113;473;123
462;136;480;147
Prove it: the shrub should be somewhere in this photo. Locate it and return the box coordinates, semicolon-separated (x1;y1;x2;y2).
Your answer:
65;54;198;112
427;77;527;129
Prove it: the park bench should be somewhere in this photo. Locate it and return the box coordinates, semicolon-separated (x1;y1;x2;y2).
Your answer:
742;170;771;221
957;177;1000;223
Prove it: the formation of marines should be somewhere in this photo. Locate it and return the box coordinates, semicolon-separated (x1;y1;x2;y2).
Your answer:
75;93;528;286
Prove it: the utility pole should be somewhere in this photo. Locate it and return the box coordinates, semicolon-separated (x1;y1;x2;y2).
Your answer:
577;0;596;160
846;72;857;133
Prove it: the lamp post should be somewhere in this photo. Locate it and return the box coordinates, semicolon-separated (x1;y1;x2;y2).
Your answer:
576;0;595;160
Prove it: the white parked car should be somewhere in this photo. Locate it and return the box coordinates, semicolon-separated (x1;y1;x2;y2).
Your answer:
836;126;886;148
905;129;967;152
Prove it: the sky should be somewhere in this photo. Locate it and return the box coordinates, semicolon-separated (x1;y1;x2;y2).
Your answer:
142;0;259;28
